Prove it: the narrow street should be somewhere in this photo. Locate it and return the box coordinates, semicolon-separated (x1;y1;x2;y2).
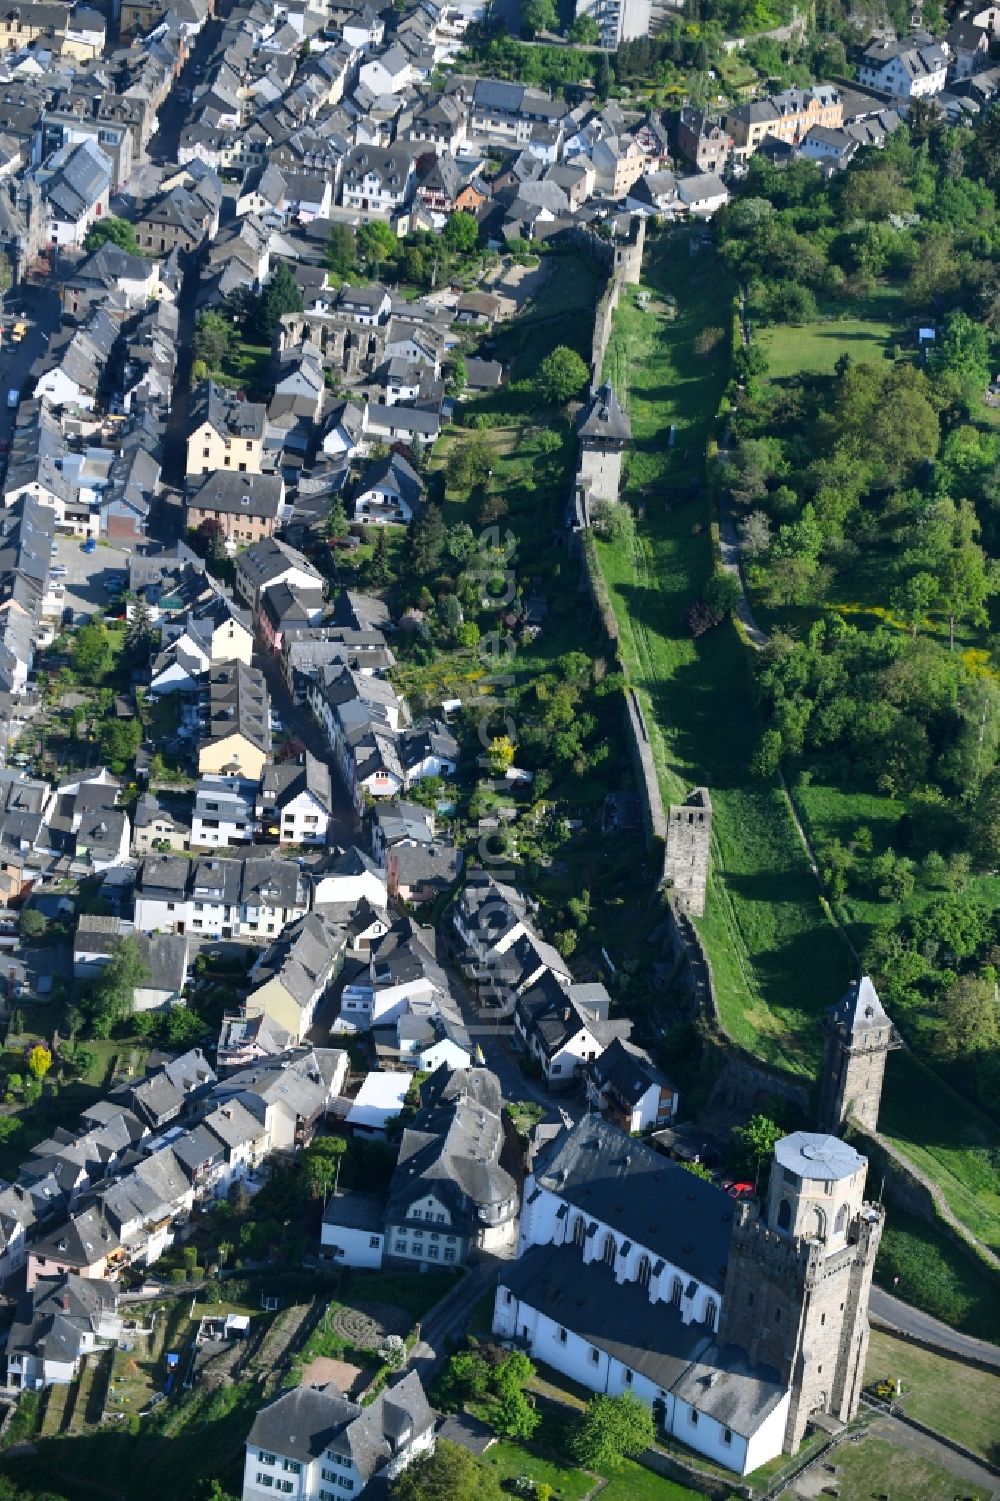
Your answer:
408;1260;499;1385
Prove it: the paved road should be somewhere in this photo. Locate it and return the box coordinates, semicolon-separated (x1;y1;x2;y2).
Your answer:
255;649;361;852
408;1260;500;1385
870;1286;1000;1370
436;940;581;1129
0;285;60;441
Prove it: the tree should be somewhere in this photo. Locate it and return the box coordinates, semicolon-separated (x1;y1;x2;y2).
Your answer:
739;510;771;559
571;1392;656;1469
443;212;479;255
594;49;612;99
254;261;304;343
357;220;397;274
72;622;112;680
192;312;236;372
393;1442;503;1501
705;571;742;619
325;223;356;278
86;936;149;1038
522;0;557;31
124;596;156;665
367;528;392;587
26;1044;51;1081
446;435;493;493
18;908;47;941
98;716;141;773
536;346;589;405
734;1113;782;1171
569;13;600;41
84;217;139;255
322;495;349;541
196;517;228;568
302;1136;347;1200
409;503;446;577
487;735;515;775
936;972;999;1061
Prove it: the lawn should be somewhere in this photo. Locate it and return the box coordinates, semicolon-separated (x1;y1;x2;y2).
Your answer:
865;1329;1000;1460
875;1202;1000;1342
595;229;852;1069
807;1433;992;1501
758;315;894;378
483;1437;702;1501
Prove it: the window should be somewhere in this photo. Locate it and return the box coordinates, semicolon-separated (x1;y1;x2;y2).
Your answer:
704;1299;718;1333
278;1486;294;1496
436;1213;446;1223
777;1198;792;1231
557;1327;567;1344
623;1368;633;1385
671;1277;683;1307
723;1428;733;1446
369;1235;380;1248
444;1249;455;1262
337;1481;354;1493
428;1245;439;1258
256;1477;274;1489
284;1461;301;1474
259;1453;277;1465
689;1410;698;1427
589;1347;599;1365
601;1233;616;1268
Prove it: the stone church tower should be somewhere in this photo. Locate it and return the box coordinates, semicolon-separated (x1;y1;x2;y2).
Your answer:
664;787;712;917
720;1133;883;1454
818;976;897;1135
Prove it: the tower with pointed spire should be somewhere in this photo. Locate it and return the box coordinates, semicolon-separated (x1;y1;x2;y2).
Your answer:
817;976;897;1135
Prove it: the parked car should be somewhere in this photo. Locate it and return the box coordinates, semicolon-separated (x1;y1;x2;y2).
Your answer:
82;537;97;554
51;565;68;578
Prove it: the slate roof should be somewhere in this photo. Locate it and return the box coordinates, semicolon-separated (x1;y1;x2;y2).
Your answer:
387;1064;514;1234
532;1114;733;1291
502;1243;786;1434
9;1272;118;1368
247;1372;433;1477
189;470;283;520
578;381;631;443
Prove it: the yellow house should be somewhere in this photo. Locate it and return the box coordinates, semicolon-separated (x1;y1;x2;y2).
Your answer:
244;912;347;1041
198;661;270;781
186;379;267;479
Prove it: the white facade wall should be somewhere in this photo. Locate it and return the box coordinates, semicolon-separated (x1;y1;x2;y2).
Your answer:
134;893;187;933
278;790;329;846
320;1220;385;1269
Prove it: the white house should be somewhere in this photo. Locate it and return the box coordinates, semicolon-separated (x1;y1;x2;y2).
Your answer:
320;1190;386;1269
7;1275;121;1391
857;36;948;97
312;846;388;911
242;1372;435;1501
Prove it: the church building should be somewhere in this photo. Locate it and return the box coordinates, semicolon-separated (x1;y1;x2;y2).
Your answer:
493;1116;883;1475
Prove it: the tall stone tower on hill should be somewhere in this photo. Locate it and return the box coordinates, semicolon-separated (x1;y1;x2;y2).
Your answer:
664;786;712;916
818;976;897;1136
720;1133;884;1453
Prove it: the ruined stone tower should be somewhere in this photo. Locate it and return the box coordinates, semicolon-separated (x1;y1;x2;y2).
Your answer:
817;976;896;1135
720;1133;883;1454
664;787;712;916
